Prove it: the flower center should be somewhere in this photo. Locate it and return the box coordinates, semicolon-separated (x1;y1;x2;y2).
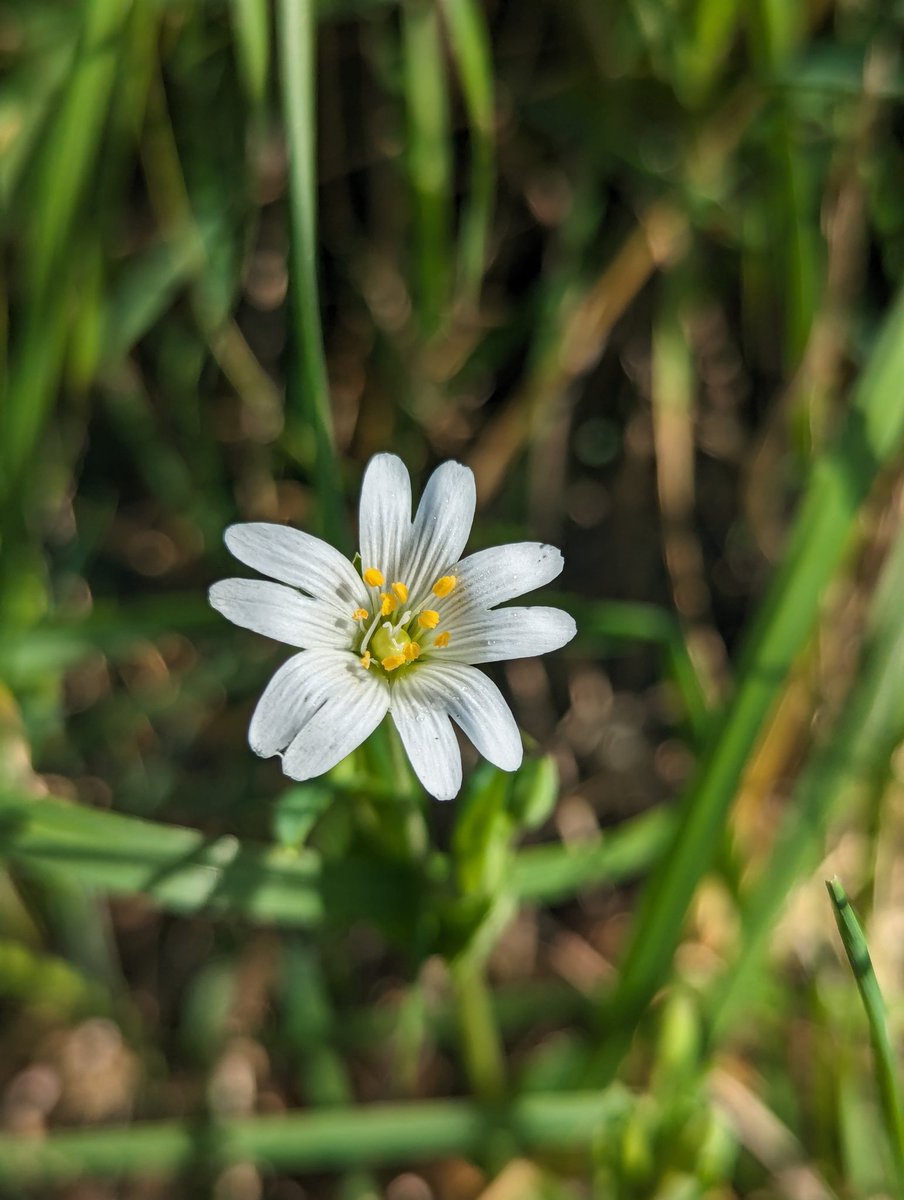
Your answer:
371;622;411;662
355;566;457;673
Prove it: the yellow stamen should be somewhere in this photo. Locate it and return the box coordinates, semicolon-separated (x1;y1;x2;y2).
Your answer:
381;653;406;672
403;641;421;661
380;593;398;616
391;581;409;602
417;609;440;630
352;607;368;621
363;567;384;587
360;651;372;669
432;575;457;598
434;631;450;648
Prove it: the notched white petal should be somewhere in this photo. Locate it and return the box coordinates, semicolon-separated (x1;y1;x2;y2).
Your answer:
209;578;353;649
443;606;576;664
403;461;476;603
390;672;462;801
358;453;413;584
443;542;564;618
250;648;361;757
413;661;523;772
281;655;389;782
225;523;368;610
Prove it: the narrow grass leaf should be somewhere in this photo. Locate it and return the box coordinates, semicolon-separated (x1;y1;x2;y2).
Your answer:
402;0;452;333
826;877;904;1194
440;0;495;310
0;1089;631;1184
277;0;345;547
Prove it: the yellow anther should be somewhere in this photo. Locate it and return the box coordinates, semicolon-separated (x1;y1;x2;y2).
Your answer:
360;651;372;669
417;609;440;630
434;631;451;648
432;575;457;598
380;593;398;616
403;641;421;662
352;607;368;621
381;653;406;672
391;581;409;603
363;567;384;587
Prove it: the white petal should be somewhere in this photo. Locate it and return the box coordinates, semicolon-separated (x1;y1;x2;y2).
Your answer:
249;648;376;756
358;454;412;584
403;461;476;603
389;670;462;801
442;542;564;619
442;606;576;663
412;661;522;772
224;523;368;611
281;654;390;781
209;579;353;649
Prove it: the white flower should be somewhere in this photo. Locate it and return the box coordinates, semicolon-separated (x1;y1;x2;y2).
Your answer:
209;453;576;800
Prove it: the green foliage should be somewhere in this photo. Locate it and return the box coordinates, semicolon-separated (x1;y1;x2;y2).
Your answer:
3;0;904;1194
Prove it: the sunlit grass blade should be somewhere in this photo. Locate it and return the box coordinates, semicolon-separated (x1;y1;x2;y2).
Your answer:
0;792;423;938
402;0;452;334
709;522;904;1040
590;283;904;1083
277;0;345;547
26;0;131;301
0;1088;631;1185
440;0;495;311
230;0;271;107
826;877;904;1194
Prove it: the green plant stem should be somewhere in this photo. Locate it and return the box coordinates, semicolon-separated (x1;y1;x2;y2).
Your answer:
826;878;904;1194
0;1090;630;1185
451;955;507;1102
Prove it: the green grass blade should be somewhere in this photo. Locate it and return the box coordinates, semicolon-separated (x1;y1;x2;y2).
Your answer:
0;792;424;936
826;877;904;1194
277;0;345;547
0;791;324;927
26;0;131;301
440;0;495;311
230;0;271;107
402;0;452;334
710;523;904;1039
591;284;904;1082
0;1089;631;1184
511;808;674;905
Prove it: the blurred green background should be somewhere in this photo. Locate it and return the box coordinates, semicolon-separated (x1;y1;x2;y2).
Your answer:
3;0;904;1195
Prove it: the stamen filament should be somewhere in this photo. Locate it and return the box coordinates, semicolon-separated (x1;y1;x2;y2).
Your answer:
359;610;383;654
